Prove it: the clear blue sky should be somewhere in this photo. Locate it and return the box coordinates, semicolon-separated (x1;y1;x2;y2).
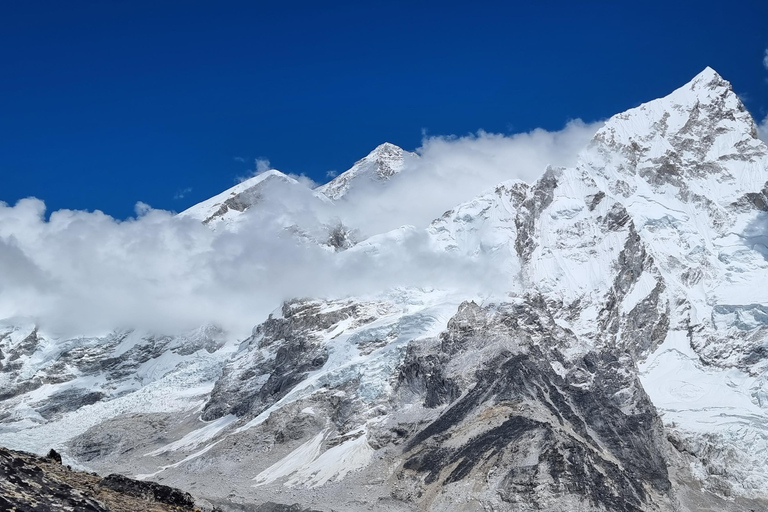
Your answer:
2;0;767;219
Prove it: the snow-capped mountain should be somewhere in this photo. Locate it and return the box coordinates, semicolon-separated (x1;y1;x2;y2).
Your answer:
179;169;330;228
179;142;415;229
316;142;416;200
2;68;768;512
177;142;416;247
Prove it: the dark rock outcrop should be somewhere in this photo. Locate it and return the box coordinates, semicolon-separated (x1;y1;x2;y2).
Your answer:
100;473;195;509
0;446;198;511
395;301;672;511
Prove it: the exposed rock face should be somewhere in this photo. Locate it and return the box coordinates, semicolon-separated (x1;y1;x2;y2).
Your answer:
379;300;671;511
100;473;195;509
201;298;394;421
1;68;768;512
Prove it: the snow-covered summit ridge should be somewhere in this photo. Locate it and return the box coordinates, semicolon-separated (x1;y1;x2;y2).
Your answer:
584;66;766;205
179;169;301;225
316;142;417;200
179;142;418;232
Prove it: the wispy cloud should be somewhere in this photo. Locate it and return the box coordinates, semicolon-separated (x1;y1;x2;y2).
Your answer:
758;115;768;145
174;187;192;200
236;157;272;183
333;120;603;236
255;158;271;174
759;50;768;144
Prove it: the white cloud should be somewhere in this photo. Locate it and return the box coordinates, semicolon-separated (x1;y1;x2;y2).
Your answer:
289;173;319;189
255;157;271;174
759;115;768;145
334;119;603;236
236;157;273;182
757;50;768;143
0;197;506;338
0;121;600;339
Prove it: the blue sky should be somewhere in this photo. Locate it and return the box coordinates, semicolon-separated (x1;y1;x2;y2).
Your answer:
2;0;767;219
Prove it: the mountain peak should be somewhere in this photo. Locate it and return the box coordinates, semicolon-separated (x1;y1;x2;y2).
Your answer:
316;142;415;200
371;142;402;153
681;66;739;103
362;142;405;178
583;66;765;205
690;66;724;85
179;169;300;225
238;169;294;186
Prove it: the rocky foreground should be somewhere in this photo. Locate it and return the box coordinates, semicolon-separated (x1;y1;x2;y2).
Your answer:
0;446;318;512
0;446;198;512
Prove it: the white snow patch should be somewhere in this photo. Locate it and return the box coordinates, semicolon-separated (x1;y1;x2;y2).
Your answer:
145;414;237;456
253;430;327;486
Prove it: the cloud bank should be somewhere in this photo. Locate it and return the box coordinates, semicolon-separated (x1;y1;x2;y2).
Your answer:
337;120;602;236
0;121;601;339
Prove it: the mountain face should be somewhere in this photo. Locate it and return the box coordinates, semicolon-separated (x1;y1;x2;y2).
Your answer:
2;68;768;512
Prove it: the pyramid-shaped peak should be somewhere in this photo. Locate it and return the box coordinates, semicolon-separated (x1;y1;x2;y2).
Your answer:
367;142;404;159
179;168;303;224
685;66;731;94
316;143;415;200
374;142;401;151
590;67;748;146
582;67;764;204
691;66;723;83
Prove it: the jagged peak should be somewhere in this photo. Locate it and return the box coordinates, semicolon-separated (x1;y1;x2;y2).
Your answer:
670;66;741;112
582;68;766;204
358;142;406;168
687;66;728;91
370;141;403;154
316;142;414;200
588;67;755;150
178;169;300;223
